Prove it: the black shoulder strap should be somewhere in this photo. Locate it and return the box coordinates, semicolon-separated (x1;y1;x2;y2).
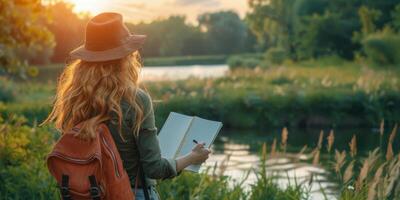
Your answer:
132;133;151;200
60;174;72;200
88;175;101;200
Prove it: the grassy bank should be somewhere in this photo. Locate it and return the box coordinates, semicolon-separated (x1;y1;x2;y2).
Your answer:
144;55;228;66
7;64;399;129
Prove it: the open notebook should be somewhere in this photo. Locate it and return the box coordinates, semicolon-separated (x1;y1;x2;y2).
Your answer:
158;112;223;172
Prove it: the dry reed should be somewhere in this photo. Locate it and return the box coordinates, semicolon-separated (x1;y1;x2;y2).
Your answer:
281;127;288;153
367;163;385;200
271;138;277;157
349;135;357;158
343;160;354;183
312;149;320;165
335;150;347;174
317;130;324;150
327;129;334;153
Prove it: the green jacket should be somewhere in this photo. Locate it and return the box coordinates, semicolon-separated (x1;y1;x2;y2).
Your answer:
105;89;177;188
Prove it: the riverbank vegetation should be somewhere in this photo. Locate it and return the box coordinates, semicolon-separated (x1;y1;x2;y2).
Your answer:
1;115;399;199
2;63;398;129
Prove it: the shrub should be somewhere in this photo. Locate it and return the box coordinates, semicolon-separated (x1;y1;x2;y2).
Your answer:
0;116;58;199
362;31;400;66
265;48;288;65
0;77;16;103
227;53;263;70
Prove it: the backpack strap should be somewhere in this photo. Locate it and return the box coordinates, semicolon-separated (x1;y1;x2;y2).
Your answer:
88;175;101;200
132;133;151;200
60;174;72;200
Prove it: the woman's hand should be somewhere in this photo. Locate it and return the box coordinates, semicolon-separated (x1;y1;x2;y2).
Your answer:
175;142;211;172
189;143;211;165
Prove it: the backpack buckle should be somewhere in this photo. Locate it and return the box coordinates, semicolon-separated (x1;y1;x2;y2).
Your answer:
89;186;101;198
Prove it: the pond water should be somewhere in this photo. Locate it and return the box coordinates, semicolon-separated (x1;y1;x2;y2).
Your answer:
202;128;391;200
141;64;229;81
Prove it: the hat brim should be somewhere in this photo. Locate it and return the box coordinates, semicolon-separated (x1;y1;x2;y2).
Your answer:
69;34;147;62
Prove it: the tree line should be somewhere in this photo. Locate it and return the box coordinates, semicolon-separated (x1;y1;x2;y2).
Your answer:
48;2;258;62
246;0;400;65
2;0;400;76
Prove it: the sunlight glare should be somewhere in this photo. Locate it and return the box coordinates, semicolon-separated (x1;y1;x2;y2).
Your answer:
67;0;109;14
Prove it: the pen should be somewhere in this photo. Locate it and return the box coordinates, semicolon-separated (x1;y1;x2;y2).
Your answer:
193;139;206;146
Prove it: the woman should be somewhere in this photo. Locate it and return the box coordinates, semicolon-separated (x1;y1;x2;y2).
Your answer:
42;12;211;200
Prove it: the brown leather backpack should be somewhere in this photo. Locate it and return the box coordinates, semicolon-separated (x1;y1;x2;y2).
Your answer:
47;123;135;200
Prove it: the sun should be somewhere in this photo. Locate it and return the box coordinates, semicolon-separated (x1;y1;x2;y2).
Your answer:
66;0;109;14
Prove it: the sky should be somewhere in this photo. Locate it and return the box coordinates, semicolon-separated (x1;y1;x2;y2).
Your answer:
65;0;249;24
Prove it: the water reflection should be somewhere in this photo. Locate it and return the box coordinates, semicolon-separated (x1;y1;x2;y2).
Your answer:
141;64;229;81
199;128;392;200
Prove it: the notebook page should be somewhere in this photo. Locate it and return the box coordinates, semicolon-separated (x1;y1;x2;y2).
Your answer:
176;116;223;172
158;112;193;159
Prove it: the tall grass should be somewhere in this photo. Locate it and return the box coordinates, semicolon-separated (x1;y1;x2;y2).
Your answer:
0;114;398;199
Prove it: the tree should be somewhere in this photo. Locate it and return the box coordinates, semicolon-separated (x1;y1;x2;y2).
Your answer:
198;11;249;54
0;0;54;76
46;1;89;63
246;0;297;55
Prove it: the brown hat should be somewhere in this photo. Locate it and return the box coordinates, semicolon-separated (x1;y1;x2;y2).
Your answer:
69;12;146;62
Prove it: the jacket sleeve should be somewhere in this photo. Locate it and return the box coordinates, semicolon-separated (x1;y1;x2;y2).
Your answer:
136;90;178;179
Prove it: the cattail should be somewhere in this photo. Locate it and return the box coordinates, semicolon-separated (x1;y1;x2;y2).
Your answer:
349;135;357;158
327;129;335;153
335;150;347;173
281;127;288;152
380;119;384;137
271;138;277;157
317;130;324;150
343;161;354;183
312;148;320;165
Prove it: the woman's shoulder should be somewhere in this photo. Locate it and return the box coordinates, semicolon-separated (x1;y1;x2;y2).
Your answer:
136;88;152;110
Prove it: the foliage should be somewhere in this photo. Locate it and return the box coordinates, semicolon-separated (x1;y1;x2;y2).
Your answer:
0;0;54;76
6;64;400;129
0;77;16;103
0;115;58;199
227;53;263;70
265;47;288;65
1;113;399;199
157;170;246;200
198;11;251;55
127;12;256;58
362;30;400;66
245;0;400;61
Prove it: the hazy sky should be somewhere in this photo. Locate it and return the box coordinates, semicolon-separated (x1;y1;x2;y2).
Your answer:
66;0;249;24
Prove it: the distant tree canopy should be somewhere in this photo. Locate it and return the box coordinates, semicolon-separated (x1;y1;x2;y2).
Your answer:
128;11;256;57
246;0;400;60
0;0;54;76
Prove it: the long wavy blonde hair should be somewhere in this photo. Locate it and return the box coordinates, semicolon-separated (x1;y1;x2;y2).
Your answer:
41;52;144;140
